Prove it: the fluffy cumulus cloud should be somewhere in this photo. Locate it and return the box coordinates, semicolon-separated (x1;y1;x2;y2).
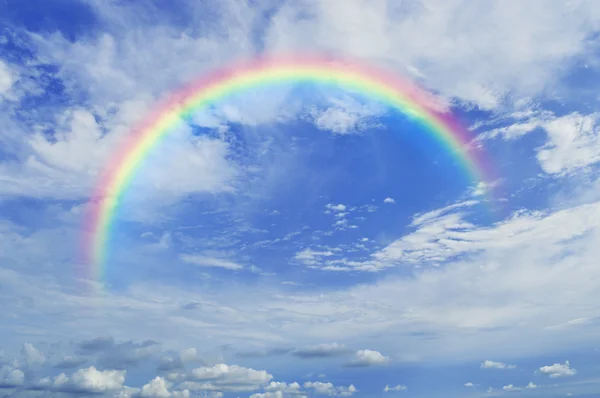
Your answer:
325;204;347;213
35;366;126;393
4;343;280;396
139;376;177;397
113;376;193;398
0;365;25;388
346;350;390;367
249;382;306;398
304;381;357;397
176;363;273;393
264;381;303;394
539;361;577;378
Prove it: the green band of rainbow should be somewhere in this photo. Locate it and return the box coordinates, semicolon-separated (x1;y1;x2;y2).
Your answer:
82;54;497;282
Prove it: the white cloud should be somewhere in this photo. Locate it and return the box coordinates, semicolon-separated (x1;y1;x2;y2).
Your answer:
21;343;46;366
539;360;577;378
545;317;594;330
264;381;303;394
139;376;176;397
481;112;600;175
179;254;244;270
383;384;407;392
464;382;474;387
36;366;126;393
250;392;285;398
114;386;142;398
179;348;200;363
304;381;356;397
0;108;237;205
190;364;271;383
501;382;538;392
383;198;395;204
263;0;600;110
481;360;516;369
294;248;335;265
139;377;170;397
325;204;347;212
536;113;600;175
176;364;273;393
171;390;192;398
308;96;383;134
346;349;390;367
409;200;479;227
0;365;24;387
341;194;600;274
471;181;496;197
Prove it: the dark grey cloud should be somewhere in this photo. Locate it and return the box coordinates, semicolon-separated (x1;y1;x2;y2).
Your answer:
235;347;294;358
78;336;115;353
97;340;160;370
53;356;87;369
291;343;352;359
156;356;184;371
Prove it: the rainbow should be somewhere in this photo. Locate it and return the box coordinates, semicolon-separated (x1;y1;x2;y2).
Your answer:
82;54;497;283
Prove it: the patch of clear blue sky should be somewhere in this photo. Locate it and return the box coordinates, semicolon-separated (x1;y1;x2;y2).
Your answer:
104;84;496;290
0;0;99;41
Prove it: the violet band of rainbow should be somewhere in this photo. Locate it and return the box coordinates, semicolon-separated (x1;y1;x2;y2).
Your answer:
82;54;498;283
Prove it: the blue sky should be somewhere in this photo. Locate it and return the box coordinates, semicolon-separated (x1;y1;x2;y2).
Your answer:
2;1;600;397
